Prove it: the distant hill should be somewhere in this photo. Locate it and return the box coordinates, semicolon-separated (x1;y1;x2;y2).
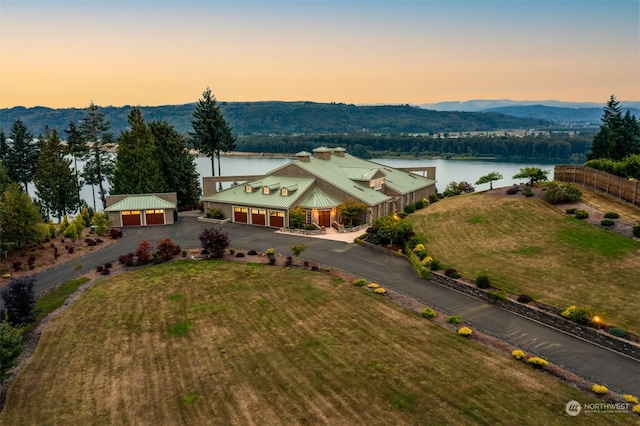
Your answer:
419;100;640;124
0;101;550;138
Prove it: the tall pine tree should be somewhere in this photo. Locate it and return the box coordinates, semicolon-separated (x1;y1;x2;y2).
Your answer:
190;88;235;177
150;120;201;208
5;119;39;194
588;95;640;161
111;108;165;195
64;121;90;211
80;102;114;210
34;127;80;221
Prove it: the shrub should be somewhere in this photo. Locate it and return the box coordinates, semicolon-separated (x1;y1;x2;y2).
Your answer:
475;273;491;289
446;315;462;325
523;188;534;197
527;357;548;368
198;228;230;259
444;268;461;279
511;349;525;360
157;238;180;261
290;244;307;256
609;328;627;338
623;394;639;404
634;226;640;238
235;252;245;258
420;307;436;319
488;290;508;302
543;183;582;204
565;207;577;214
0;320;24;381
367;283;380;288
457;327;472;337
181;250;188;257
265;248;275;256
412;244;427;259
375;288;386;294
591;384;608;395
11;262;21;272
561;305;594;326
206;208;224;219
633;405;640;414
85;238;97;246
574;209;589;219
603;211;619;219
353;278;367;287
229;248;236;255
0;275;38;326
248;249;258;255
506;186;518;195
429;259;442;271
517;294;532;304
135;241;153;264
600;219;615;227
284;256;293;266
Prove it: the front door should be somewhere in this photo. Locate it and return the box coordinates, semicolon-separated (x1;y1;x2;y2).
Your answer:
318;210;331;228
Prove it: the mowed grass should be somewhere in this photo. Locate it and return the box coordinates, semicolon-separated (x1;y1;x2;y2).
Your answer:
2;261;633;425
409;192;640;335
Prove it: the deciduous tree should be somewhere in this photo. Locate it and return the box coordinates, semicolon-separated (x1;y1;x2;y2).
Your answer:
337;198;367;226
0;183;44;249
512;167;549;186
198;228;230;258
0;275;38;326
475;172;503;190
0;319;24;381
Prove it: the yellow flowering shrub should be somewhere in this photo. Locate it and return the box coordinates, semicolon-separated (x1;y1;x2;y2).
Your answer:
375;288;386;294
1;273;10;279
633;405;640;414
526;357;548;368
367;283;380;288
457;327;472;337
421;256;433;266
624;394;639;404
511;349;525;360
591;384;608;395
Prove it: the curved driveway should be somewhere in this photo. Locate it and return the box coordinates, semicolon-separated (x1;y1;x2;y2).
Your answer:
28;213;640;396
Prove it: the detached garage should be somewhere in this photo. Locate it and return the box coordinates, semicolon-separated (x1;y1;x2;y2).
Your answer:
105;193;177;227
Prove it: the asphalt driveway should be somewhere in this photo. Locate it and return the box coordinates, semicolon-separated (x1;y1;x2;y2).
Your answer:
25;213;640;396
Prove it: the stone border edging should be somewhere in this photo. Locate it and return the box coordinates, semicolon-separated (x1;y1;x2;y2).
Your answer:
358;239;640;360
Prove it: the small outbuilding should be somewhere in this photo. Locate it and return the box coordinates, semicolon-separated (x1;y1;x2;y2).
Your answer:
105;193;178;227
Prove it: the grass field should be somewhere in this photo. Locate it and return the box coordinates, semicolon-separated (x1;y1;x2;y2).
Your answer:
408;190;640;335
2;261;635;425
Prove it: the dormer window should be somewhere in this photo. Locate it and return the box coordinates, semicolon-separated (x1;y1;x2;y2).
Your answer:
245;185;252;193
263;187;270;194
282;188;288;196
370;177;385;190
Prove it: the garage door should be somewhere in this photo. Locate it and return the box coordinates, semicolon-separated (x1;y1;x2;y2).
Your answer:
234;207;248;223
251;208;266;226
121;210;141;227
145;209;164;225
269;210;284;228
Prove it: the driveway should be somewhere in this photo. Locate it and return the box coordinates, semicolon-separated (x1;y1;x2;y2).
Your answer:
25;213;640;396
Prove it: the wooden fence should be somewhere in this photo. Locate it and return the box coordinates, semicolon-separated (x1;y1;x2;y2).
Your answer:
554;165;640;206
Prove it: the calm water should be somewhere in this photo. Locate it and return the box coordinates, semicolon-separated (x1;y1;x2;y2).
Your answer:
31;155;568;210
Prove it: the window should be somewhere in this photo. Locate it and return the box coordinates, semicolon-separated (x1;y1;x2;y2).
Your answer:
281;188;288;196
245;185;252;193
145;209;163;214
370;178;385;190
234;207;248;213
122;210;140;215
263;187;270;194
305;210;312;224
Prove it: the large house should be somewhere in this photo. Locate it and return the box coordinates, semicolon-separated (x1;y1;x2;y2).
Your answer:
201;147;436;228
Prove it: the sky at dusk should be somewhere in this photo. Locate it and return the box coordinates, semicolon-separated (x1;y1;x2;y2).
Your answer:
1;0;638;108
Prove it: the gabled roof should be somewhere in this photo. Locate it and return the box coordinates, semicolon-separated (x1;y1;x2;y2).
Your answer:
201;175;315;209
105;195;176;212
298;188;343;209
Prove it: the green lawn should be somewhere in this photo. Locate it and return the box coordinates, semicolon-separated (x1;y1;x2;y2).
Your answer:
408;193;640;335
2;261;634;425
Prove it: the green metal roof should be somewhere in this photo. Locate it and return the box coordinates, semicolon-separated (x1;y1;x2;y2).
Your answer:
298;188;343;209
201;176;315;209
105;195;176;212
340;166;379;181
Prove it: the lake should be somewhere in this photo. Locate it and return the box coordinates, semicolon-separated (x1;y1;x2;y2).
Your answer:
31;155;570;211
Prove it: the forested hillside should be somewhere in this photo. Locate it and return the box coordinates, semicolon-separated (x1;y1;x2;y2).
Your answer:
1;102;548;137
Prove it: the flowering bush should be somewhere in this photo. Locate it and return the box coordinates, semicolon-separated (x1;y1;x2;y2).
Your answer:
623;394;639;404
353;278;367;287
511;349;525;360
526;357;548;368
367;283;380;288
265;248;276;256
375;288;386;294
457;327;472;337
591;384;608;395
421;256;433;266
633;405;640;414
420;307;436;319
412;244;427;259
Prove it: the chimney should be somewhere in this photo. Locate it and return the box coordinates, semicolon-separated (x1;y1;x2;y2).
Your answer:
312;146;332;160
296;151;311;163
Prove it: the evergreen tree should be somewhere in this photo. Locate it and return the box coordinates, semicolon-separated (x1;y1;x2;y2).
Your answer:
190;88;234;177
64;121;89;211
588;95;640;161
5;119;39;194
0;319;24;381
80;102;114;209
1;275;38;326
34;127;80;221
0;131;9;164
111;108;165;195
0;161;12;193
150;120;201;208
0;183;44;248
